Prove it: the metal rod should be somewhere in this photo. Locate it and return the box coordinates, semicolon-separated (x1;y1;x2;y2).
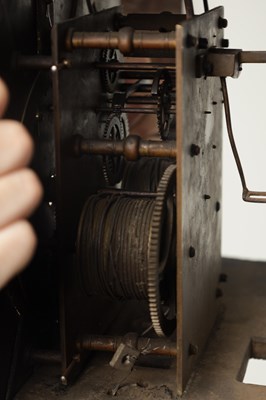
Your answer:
126;97;175;106
220;78;247;190
86;0;94;13
16;56;53;70
96;62;176;71
16;55;71;71
126;97;158;105
61;355;81;386
98;189;157;197
32;350;61;364
240;51;266;64
98;107;176;114
98;107;158;114
203;0;209;12
77;334;177;357
67;28;176;54
74;135;176;160
221;77;266;203
184;0;194;19
118;71;175;81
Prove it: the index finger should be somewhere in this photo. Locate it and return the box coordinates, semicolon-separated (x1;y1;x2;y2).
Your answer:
0;120;34;176
0;79;9;117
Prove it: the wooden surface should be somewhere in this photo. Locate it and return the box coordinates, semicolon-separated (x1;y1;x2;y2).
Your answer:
15;258;266;400
183;258;266;400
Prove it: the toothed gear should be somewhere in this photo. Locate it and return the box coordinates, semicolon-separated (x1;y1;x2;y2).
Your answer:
120;112;130;139
157;81;173;140
100;49;120;93
148;164;176;337
100;113;129;186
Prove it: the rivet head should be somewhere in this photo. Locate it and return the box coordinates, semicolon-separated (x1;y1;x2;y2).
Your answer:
61;376;67;385
190;144;201;157
219;273;227;283
186;34;197;48
189;344;199;356
198;37;208;49
221;38;229;48
218;17;228;29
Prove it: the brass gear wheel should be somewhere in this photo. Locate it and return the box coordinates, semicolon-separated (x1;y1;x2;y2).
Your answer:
148;164;176;337
99;112;129;186
157;81;173;140
77;164;176;337
100;49;120;93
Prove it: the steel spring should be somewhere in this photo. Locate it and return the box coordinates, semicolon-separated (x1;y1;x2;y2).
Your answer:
77;191;169;300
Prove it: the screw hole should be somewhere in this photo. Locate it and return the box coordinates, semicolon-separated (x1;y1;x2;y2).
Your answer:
189;246;196;258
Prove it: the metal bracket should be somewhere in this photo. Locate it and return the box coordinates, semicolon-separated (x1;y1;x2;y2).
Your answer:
110;339;140;372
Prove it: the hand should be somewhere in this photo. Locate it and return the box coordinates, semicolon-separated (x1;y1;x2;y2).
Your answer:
0;79;43;290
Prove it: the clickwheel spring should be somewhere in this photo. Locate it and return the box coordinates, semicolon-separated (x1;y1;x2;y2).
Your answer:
77;165;176;336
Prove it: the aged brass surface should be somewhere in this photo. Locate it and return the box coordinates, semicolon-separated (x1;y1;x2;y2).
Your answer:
175;7;223;395
2;1;266;399
77;165;176;337
76;334;177;357
74;136;176;160
68;28;176;54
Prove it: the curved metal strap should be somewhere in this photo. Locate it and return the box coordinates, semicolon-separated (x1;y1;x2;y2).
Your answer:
221;77;266;203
